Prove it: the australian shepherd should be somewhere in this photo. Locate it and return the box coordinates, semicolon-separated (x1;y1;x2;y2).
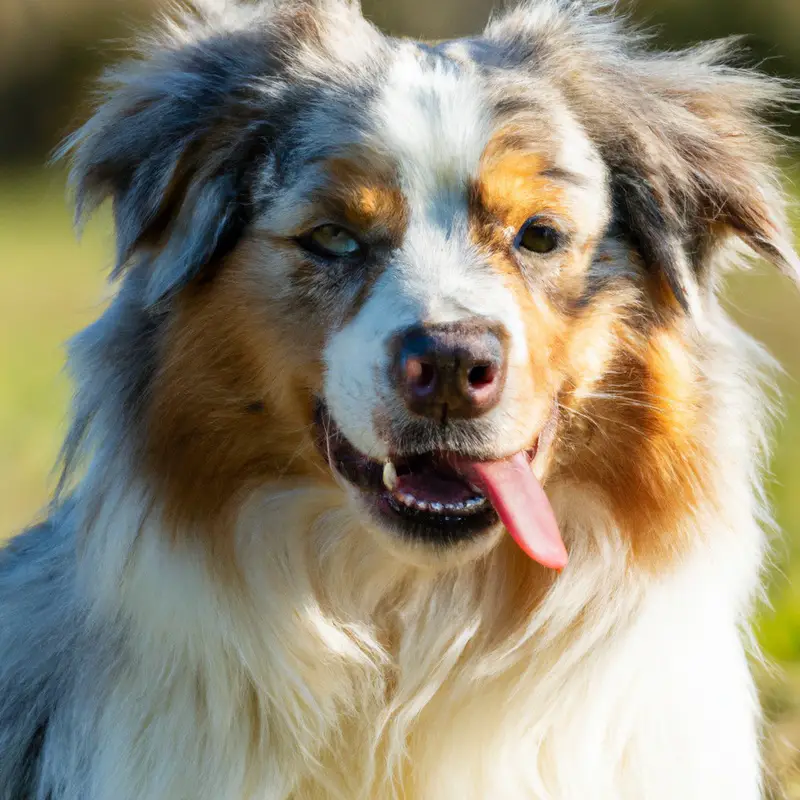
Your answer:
1;0;799;797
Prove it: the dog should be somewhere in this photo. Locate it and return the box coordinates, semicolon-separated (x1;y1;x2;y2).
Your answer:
1;0;798;797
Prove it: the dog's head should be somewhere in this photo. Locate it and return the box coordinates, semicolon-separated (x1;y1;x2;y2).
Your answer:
64;0;798;570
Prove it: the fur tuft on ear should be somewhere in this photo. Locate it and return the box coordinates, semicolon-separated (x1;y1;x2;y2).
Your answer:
56;4;289;307
486;2;800;313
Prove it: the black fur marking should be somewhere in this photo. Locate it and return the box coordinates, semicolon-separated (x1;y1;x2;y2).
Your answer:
59;24;319;309
610;171;691;312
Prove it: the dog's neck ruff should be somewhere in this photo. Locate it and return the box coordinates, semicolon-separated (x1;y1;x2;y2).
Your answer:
68;326;766;800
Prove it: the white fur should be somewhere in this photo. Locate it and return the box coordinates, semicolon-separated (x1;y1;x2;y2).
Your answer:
69;393;767;800
377;43;492;212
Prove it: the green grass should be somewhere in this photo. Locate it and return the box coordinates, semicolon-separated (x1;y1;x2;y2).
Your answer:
0;170;109;533
1;169;800;789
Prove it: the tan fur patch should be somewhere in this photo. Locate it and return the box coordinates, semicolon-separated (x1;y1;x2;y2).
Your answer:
144;255;332;557
318;154;408;242
141;148;408;559
473;141;569;234
311;152;408;325
558;315;708;570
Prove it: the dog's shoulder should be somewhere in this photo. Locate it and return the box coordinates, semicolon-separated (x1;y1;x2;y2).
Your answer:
0;504;82;800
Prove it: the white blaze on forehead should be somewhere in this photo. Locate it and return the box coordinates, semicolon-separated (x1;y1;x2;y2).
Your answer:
369;44;515;330
376;44;492;214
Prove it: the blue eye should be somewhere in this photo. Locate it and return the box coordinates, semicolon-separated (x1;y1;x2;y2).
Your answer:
516;219;562;254
300;225;363;259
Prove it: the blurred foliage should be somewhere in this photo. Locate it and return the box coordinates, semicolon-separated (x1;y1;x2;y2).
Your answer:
2;0;800;163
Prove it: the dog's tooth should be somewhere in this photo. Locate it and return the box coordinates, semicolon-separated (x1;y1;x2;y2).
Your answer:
416;500;430;512
397;491;414;507
382;461;398;491
430;502;444;513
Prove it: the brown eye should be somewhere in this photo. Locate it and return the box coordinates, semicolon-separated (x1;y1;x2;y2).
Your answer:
516;220;562;255
300;224;363;259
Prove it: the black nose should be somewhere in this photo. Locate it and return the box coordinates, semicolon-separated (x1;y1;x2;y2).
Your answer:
390;320;509;421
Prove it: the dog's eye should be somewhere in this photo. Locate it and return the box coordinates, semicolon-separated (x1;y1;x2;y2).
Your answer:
516;220;562;255
300;225;363;259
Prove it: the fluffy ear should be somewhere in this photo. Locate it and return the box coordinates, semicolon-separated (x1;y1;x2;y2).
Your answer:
600;40;800;316
58;4;287;307
486;4;800;317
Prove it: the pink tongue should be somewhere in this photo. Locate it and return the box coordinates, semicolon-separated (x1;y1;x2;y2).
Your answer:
457;453;568;571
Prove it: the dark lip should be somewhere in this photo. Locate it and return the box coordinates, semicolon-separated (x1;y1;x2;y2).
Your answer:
313;400;385;492
312;400;538;545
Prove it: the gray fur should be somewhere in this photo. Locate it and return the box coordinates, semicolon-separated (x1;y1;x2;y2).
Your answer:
0;504;130;799
58;28;280;306
60;2;326;306
0;504;85;799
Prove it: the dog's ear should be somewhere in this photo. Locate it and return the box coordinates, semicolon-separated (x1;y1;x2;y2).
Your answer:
58;5;290;308
598;43;800;318
485;5;799;318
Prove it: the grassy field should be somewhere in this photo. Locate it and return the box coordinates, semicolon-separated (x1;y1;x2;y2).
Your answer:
1;170;800;792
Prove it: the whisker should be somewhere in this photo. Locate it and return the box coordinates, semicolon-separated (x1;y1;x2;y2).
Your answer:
559;401;649;439
558;402;610;437
566;389;689;414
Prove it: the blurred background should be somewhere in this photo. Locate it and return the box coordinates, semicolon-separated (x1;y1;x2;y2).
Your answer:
1;0;799;793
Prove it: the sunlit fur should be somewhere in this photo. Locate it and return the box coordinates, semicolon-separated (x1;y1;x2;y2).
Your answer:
1;1;799;798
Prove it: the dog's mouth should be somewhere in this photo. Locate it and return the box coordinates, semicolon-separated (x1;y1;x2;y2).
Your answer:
314;402;567;570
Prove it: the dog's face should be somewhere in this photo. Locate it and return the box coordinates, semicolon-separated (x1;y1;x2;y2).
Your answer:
66;0;798;569
247;41;612;563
